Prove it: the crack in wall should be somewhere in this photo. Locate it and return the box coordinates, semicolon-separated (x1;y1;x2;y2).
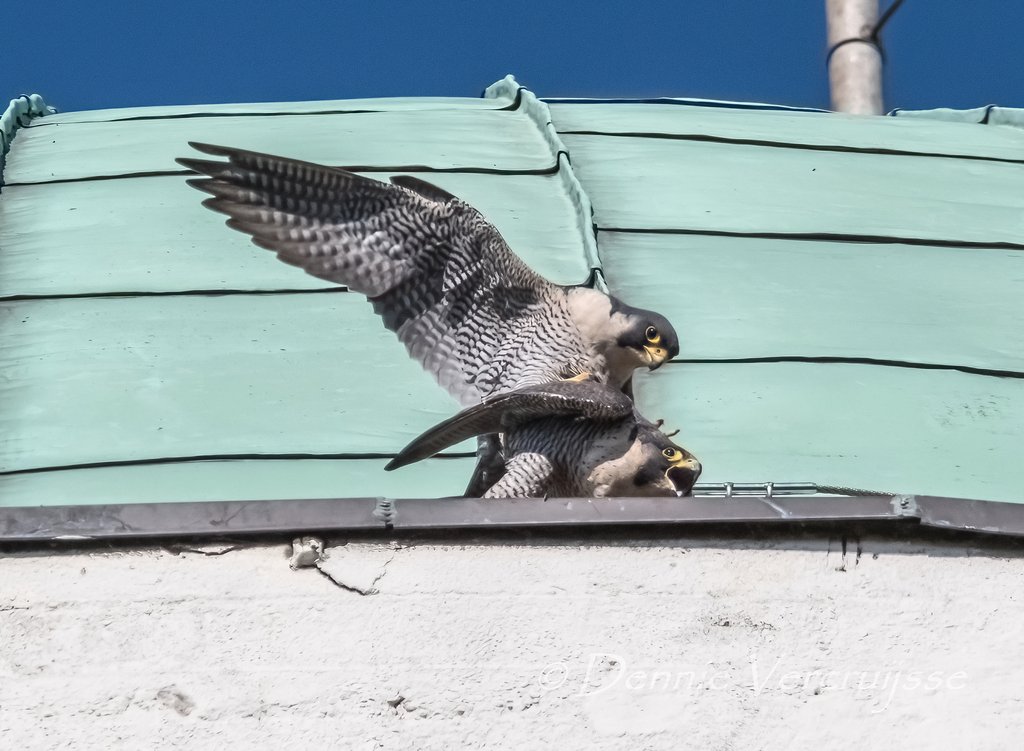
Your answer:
313;546;399;596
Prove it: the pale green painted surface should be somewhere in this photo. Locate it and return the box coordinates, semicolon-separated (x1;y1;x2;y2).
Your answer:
562;133;1024;243
1;294;473;472
0;172;592;294
552;102;1024;504
601;232;1024;370
635;364;1024;503
0;458;473;506
550;103;1024;161
3;84;1023;507
7;109;551;184
0;83;592;506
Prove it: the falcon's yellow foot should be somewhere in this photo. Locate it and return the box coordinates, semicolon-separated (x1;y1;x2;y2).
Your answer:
562;371;593;383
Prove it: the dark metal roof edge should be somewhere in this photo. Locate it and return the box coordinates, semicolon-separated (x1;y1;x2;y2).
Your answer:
3;493;1023;543
916;496;1024;537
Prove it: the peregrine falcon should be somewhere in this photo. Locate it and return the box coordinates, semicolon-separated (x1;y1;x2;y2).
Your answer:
386;378;702;498
177;143;678;398
177;143;682;492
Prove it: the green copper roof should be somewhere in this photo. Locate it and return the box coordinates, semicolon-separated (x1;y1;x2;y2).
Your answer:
551;102;1024;160
7;109;552;184
0;79;599;505
558;134;1024;243
2;80;1023;507
599;233;1024;371
635;363;1023;501
549;98;1024;503
0;172;590;296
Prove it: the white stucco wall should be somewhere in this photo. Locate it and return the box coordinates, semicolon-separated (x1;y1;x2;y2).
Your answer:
2;533;1022;748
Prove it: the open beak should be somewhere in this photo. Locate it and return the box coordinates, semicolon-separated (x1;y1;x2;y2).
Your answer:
666;457;701;497
644;344;669;370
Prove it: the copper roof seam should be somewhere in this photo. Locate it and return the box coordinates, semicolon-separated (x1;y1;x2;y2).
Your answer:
484;76;604;291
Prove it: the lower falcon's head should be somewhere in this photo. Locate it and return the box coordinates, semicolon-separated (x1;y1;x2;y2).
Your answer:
632;427;702;497
658;444;702;497
589;422;702;498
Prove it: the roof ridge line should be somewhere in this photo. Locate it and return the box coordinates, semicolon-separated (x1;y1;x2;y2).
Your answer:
483;76;605;291
890;104;1024;130
542;95;828;113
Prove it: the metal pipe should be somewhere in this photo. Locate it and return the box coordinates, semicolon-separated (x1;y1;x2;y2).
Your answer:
826;0;884;114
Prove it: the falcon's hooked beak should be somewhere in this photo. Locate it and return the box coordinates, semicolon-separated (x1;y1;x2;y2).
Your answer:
643;344;670;370
665;455;701;497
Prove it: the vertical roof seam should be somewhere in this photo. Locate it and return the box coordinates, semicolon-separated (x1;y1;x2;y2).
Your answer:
483;76;606;291
0;95;56;187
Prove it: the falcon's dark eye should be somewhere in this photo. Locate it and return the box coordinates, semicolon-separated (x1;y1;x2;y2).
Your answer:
645;326;661;344
662;447;681;461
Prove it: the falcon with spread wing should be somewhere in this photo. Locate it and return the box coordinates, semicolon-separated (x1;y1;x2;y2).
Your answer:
177;143;682;492
386;378;701;498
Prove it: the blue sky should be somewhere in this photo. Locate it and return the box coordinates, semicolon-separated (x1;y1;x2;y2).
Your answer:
5;1;1022;113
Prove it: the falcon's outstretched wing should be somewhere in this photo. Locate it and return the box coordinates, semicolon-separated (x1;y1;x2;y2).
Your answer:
177;142;579;405
385;379;634;471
